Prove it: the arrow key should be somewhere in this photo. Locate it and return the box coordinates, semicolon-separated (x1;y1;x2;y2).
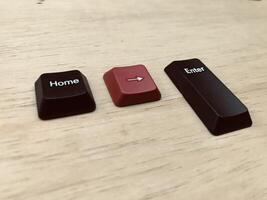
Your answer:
104;65;161;107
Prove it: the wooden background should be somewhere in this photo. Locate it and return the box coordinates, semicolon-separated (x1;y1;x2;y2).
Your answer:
0;0;267;199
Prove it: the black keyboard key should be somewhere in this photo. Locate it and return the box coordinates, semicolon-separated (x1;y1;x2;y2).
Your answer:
164;59;252;135
35;70;96;120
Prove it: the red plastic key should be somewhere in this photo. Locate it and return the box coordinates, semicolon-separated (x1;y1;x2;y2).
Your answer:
103;65;161;107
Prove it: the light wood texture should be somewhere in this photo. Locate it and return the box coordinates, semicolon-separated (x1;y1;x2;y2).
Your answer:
0;0;267;199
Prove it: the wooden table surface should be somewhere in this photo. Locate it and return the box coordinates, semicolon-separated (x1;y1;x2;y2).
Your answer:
0;0;267;199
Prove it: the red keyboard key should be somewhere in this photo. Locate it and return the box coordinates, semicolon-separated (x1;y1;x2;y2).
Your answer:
103;65;161;107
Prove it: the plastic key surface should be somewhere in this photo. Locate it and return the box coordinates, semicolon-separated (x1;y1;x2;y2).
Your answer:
104;65;161;107
164;59;252;135
35;70;96;120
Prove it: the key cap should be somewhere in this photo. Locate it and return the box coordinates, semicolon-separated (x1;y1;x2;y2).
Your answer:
103;65;161;107
35;70;96;120
164;59;252;135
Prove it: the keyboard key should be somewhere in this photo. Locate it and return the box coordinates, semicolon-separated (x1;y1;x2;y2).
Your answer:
164;59;252;135
35;70;96;120
103;65;161;107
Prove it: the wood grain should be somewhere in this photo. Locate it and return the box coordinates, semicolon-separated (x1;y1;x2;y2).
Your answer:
0;0;267;199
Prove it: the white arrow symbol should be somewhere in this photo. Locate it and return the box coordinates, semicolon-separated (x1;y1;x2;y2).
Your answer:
127;76;144;82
